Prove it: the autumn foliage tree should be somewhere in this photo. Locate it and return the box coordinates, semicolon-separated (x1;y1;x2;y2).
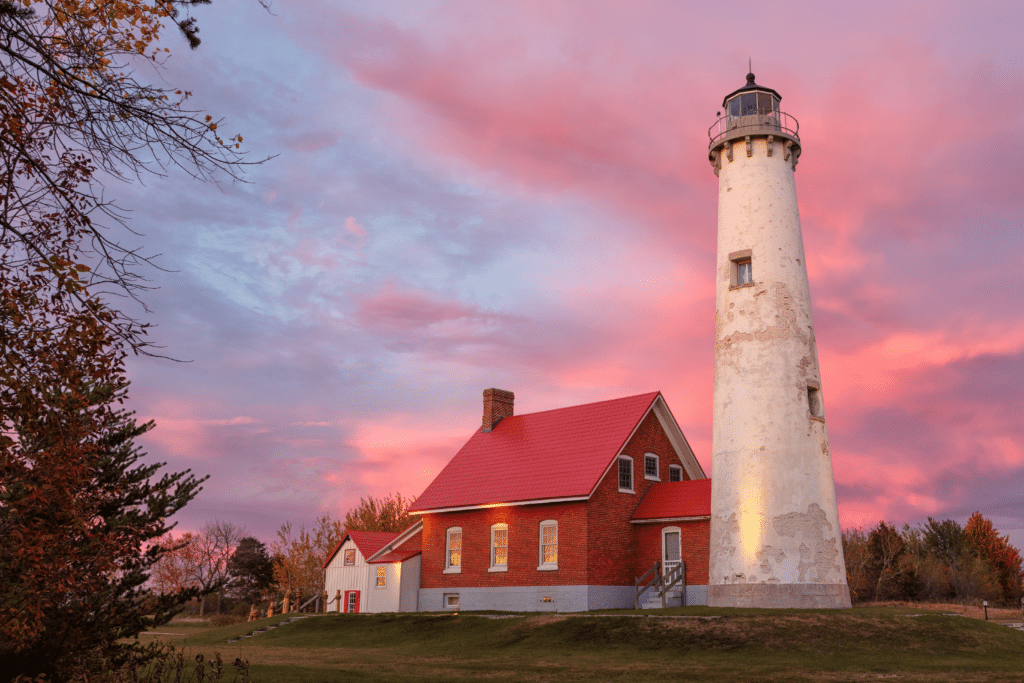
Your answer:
964;511;1024;604
844;513;1023;606
1;1;265;680
271;514;345;605
342;492;414;533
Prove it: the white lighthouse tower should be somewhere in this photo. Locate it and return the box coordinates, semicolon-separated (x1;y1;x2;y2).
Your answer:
706;72;851;609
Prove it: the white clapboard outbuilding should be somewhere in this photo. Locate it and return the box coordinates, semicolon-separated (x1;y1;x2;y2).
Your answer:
322;524;422;613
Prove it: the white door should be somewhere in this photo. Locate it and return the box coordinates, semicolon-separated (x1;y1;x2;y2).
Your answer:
663;528;681;575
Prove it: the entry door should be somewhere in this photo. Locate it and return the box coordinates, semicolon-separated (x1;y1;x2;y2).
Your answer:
344;590;360;613
662;528;681;575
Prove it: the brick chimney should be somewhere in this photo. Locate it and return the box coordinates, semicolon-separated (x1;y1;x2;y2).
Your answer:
482;388;514;432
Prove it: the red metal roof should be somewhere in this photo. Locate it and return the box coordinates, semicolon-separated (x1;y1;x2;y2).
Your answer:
367;526;422;564
409;392;661;512
631;479;712;521
322;530;400;568
368;547;422;564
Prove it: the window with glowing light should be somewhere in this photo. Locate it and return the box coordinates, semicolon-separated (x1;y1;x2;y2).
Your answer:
343;549;356;566
444;527;462;573
490;524;508;571
538;520;558;570
618;456;634;493
375;566;386;588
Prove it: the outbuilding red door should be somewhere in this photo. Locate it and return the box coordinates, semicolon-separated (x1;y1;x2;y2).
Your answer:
344;590;360;613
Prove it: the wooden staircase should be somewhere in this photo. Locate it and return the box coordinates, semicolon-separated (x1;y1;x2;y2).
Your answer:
634;561;686;609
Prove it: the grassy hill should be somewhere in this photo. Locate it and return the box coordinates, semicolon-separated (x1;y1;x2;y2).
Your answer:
176;606;1024;682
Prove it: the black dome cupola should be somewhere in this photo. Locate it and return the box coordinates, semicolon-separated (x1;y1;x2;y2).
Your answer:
721;72;782;114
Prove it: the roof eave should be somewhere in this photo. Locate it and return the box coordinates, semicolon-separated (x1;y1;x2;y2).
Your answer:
630;515;711;524
363;521;424;564
409;496;589;515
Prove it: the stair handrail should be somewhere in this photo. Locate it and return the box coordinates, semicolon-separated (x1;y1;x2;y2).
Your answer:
657;561;686;608
634;561;661;609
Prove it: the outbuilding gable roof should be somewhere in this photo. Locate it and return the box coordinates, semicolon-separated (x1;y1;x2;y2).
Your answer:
409;391;703;513
630;479;712;522
366;521;423;565
322;530;400;569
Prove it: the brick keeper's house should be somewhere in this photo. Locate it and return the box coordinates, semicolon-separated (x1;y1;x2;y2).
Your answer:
406;389;712;612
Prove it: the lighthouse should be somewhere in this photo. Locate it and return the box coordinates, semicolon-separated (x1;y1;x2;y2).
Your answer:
706;72;852;608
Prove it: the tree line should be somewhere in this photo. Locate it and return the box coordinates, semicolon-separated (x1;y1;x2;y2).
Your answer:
843;512;1024;605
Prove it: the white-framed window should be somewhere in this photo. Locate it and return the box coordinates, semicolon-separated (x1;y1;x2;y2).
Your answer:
735;258;752;285
490;523;508;571
618;456;634;493
444;593;460;610
375;565;386;588
343;548;356;566
538;520;558;570
644;453;660;481
669;464;683;482
444;527;462;573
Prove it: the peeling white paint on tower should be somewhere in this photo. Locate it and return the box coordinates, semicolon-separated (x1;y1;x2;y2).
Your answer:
707;73;852;609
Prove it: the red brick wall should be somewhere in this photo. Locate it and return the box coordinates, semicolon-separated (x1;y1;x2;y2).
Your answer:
419;501;588;589
586;410;687;586
633;520;710;585
419;408;706;591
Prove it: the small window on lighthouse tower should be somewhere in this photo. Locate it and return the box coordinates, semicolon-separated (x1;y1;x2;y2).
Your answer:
807;386;823;418
730;251;753;288
736;259;752;285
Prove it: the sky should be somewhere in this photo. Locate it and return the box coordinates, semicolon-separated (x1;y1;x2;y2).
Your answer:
113;0;1024;550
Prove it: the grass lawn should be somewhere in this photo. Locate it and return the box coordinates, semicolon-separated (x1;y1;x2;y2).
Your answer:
146;605;1024;682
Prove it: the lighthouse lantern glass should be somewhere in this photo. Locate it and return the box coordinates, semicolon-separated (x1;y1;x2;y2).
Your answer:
726;92;780;124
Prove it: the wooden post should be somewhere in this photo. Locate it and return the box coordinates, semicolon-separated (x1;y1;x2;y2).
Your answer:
283;593;290;614
266;602;273;619
322;591;328;613
335;589;342;613
247;605;258;622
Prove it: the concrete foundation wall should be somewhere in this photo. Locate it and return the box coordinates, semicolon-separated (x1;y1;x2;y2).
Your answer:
420;584;709;611
420;585;647;612
709;583;851;609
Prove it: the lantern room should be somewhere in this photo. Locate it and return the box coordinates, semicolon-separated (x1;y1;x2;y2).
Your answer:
708;72;800;173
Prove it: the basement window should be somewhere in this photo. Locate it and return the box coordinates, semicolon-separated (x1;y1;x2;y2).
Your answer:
444;593;460;610
808;386;823;418
729;250;754;289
